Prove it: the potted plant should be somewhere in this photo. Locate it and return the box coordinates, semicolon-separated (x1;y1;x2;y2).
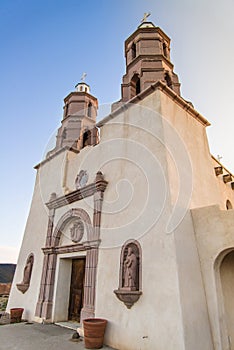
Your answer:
83;318;107;349
10;308;24;323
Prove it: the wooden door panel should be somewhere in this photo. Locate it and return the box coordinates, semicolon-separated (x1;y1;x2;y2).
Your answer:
68;258;85;321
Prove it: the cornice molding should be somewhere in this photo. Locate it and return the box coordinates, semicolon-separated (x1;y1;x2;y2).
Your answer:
41;241;101;255
126;54;174;71
97;80;210;128
46;178;108;210
125;26;171;48
34;146;79;170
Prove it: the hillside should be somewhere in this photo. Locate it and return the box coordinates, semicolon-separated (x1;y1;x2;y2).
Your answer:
0;264;16;283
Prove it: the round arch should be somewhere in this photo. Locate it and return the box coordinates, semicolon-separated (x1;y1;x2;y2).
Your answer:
52;208;93;246
215;248;234;349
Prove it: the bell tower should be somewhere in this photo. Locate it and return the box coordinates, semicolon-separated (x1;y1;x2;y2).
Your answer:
120;19;181;103
54;80;98;153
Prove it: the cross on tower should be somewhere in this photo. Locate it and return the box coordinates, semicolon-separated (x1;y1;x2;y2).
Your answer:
81;72;87;82
217;154;223;162
141;12;151;23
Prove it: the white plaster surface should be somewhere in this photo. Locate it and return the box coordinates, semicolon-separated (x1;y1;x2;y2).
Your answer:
8;87;234;350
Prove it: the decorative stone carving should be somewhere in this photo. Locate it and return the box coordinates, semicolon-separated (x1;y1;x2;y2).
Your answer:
49;192;57;201
16;253;34;294
70;220;84;243
114;240;142;309
114;290;142;309
36;173;108;321
75;170;88;189
95;171;104;182
123;246;137;290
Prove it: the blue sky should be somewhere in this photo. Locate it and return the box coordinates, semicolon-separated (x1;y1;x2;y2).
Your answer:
1;0;234;263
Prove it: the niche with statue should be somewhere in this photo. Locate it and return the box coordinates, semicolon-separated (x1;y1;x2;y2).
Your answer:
114;240;142;309
16;253;34;294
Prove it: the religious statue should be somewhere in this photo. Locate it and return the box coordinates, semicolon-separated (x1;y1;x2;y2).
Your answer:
16;253;34;294
114;241;142;308
123;247;137;290
22;254;34;284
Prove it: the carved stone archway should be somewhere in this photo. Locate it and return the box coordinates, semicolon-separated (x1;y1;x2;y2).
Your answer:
52;208;93;245
35;172;108;322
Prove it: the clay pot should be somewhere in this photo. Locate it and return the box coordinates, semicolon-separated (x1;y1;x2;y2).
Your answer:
83;318;107;349
10;308;24;323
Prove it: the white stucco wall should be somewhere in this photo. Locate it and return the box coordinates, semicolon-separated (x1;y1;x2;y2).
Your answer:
93;91;214;349
8;86;233;349
192;205;234;350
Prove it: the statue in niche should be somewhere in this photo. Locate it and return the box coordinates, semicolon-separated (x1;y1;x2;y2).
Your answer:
16;254;34;294
23;255;34;284
123;246;137;290
114;241;142;308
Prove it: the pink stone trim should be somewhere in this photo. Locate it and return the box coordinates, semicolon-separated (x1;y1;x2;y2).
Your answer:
35;173;107;321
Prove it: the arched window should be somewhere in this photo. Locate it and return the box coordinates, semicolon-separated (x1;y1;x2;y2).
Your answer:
165;72;172;88
136;78;141;95
130;74;141;98
82;130;92;148
88;102;92;118
226;200;232;210
131;42;136;59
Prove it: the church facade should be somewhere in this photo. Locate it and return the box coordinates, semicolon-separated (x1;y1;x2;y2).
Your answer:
7;20;234;350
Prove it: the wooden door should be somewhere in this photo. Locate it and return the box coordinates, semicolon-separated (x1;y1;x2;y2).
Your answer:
68;258;86;321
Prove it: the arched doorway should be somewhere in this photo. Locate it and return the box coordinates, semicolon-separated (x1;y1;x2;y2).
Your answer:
220;250;234;348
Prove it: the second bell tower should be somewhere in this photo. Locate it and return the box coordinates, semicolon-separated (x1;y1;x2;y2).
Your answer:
120;20;181;103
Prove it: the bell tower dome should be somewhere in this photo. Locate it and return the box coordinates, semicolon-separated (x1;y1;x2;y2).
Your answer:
54;79;98;153
120;18;181;103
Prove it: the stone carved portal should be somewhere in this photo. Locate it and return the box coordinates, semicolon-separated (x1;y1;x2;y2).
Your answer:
16;253;34;294
114;240;142;309
35;171;108;323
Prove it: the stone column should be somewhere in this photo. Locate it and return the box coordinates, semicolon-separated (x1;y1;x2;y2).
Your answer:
80;172;105;322
35;207;56;320
80;247;98;321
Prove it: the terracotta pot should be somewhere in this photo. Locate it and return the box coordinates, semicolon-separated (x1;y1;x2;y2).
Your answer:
10;308;24;323
83;318;107;349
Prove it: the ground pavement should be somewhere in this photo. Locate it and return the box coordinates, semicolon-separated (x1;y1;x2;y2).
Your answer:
0;322;115;350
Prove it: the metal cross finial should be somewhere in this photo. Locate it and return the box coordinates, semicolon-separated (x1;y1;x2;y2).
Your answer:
217;154;223;162
81;72;87;82
141;12;151;23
